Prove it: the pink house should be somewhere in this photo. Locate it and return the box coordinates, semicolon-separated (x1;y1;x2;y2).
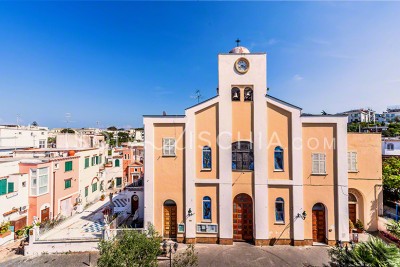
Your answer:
19;155;80;224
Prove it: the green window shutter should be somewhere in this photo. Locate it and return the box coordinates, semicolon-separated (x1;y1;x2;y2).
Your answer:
65;161;72;172
92;157;95;166
65;179;71;189
85;186;88;197
7;182;14;193
0;179;7;195
115;159;120;167
85;158;89;168
116;177;122;186
92;183;97;192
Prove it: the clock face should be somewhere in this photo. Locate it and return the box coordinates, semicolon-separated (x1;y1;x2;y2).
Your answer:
235;58;249;74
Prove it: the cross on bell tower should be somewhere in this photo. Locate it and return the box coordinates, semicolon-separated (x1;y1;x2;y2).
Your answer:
235;38;241;47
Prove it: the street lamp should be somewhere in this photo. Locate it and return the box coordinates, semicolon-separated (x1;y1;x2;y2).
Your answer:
162;240;178;267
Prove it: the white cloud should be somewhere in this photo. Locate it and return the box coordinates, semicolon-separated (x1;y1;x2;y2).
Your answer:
293;74;304;81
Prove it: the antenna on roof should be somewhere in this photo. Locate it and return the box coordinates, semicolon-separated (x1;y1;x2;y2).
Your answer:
190;89;203;104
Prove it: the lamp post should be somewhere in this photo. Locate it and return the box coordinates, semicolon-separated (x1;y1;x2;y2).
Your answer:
162;240;178;267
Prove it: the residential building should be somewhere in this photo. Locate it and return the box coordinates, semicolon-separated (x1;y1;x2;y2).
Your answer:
143;45;382;246
18;153;80;224
382;138;400;158
338;108;375;123
384;106;400;122
0;159;29;238
56;133;106;149
0;125;48;148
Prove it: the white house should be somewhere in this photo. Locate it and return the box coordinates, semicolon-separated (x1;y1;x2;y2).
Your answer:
338;109;375;123
0;159;29;245
0;125;48;148
382;138;400;157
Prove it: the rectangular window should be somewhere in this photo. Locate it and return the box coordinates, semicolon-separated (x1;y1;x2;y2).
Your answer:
0;179;7;195
7;182;14;193
92;156;97;166
85;186;89;197
38;167;49;194
92;182;97;192
31;169;37;195
202;147;212;170
162;138;176;156
65;179;72;189
348;152;358;172
196;224;218;233
39;139;46;148
65;161;73;172
85;157;90;168
99;155;102;164
312;153;326;174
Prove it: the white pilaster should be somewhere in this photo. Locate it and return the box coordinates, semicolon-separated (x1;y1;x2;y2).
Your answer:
143;119;154;228
185;110;196;239
336;119;349;242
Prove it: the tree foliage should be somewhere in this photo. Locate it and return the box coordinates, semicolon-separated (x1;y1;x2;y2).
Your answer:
173;244;198;267
329;237;400;267
383;123;400;137
107;126;118;131
387;219;400;239
61;128;75;133
383;157;400;201
97;227;162;267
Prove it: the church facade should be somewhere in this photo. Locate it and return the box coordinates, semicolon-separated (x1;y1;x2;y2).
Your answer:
143;46;382;246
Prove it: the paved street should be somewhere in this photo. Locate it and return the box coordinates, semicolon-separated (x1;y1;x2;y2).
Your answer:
1;242;331;267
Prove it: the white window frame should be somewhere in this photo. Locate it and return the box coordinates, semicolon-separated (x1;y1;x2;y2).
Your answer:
162;138;176;157
348;151;358;172
387;143;394;151
38;167;49;195
39;139;46;148
30;169;37;196
312;153;326;175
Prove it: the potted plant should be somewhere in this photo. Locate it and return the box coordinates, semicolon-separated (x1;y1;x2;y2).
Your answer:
349;219;355;233
100;194;105;201
0;221;11;238
354;219;364;233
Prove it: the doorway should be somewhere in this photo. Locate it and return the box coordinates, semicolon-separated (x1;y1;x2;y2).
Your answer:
233;193;253;241
163;200;177;238
312;203;326;243
41;207;50;222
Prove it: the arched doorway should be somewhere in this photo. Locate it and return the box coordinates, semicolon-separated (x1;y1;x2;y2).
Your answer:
131;194;139;215
348;193;357;225
233;193;253;241
163;200;177;238
312;203;326;243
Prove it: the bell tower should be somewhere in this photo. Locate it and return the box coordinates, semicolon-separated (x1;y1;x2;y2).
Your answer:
217;43;269;244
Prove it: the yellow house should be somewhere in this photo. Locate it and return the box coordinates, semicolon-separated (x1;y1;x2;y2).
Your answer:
143;45;383;246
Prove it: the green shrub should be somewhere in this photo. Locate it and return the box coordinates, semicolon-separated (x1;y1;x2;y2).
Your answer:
387;219;400;239
354;219;364;230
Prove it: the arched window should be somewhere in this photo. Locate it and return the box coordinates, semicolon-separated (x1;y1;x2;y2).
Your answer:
275;197;285;223
232;141;254;170
348;193;357;203
231;87;240;101
244;87;253;101
115;159;120;167
387;143;394;150
274;146;284;171
202;146;212;170
202;196;211;221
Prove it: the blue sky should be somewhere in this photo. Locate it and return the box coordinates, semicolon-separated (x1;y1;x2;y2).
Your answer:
1;2;400;129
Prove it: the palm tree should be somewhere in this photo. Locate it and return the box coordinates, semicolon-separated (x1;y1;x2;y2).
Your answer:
329;236;400;266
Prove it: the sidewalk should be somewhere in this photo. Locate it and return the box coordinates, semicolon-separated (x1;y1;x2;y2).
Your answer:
40;195;119;241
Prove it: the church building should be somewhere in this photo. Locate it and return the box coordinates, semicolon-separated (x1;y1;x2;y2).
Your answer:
143;45;382;246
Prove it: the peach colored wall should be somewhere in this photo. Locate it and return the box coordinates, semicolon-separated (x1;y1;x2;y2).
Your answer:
232;172;253;200
268;186;291;239
195;104;219;179
267;103;291;180
195;185;218;237
153;123;185;236
20;162;52;224
348;133;382;231
302;123;337;241
53;157;80;217
232;87;253;142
